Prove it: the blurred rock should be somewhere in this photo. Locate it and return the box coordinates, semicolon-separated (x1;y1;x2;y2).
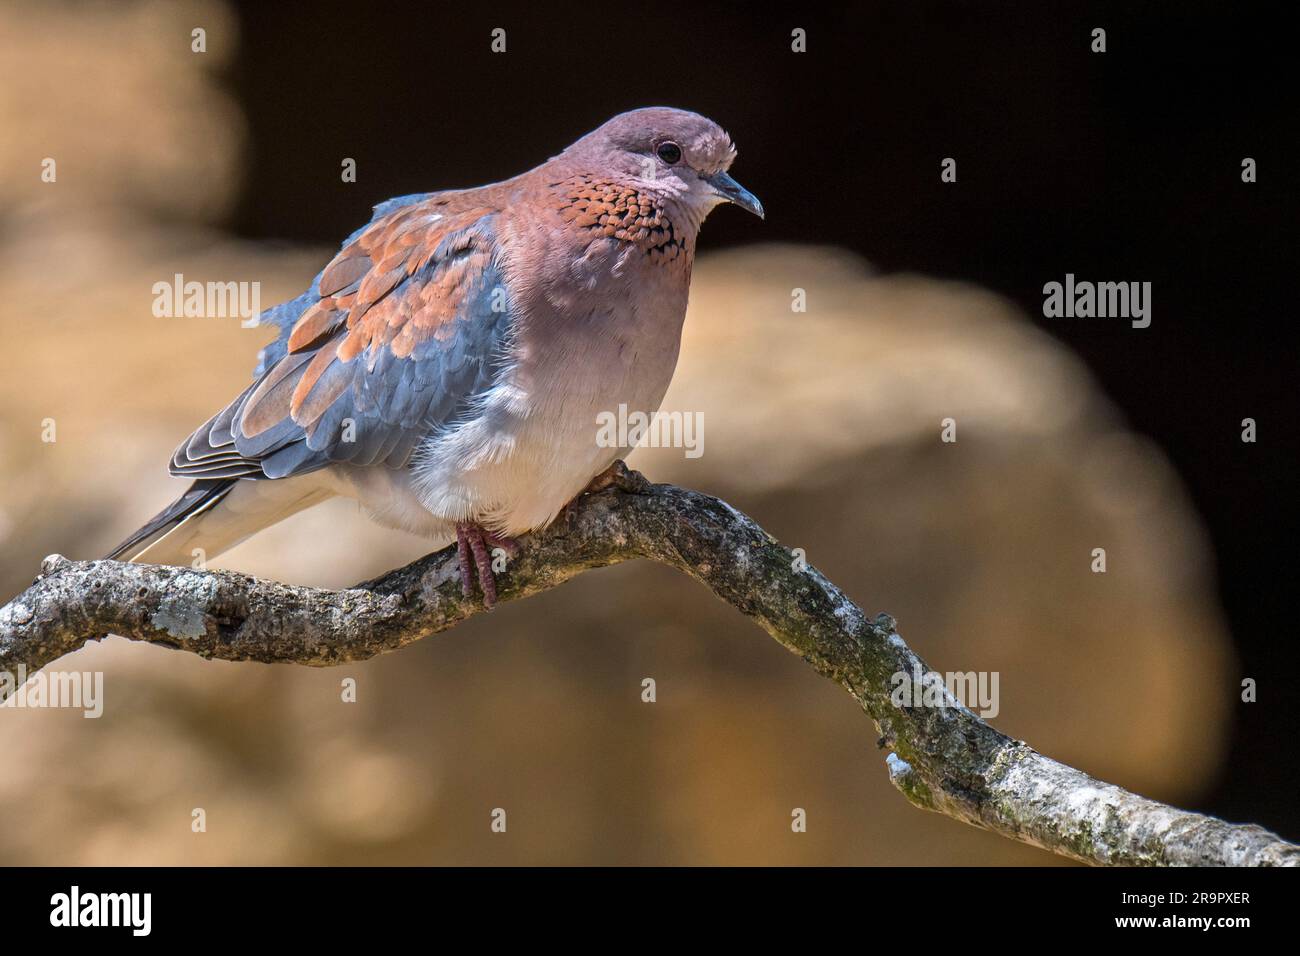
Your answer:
0;0;1232;866
0;0;242;225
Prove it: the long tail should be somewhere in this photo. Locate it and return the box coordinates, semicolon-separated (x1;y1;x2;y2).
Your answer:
107;477;334;566
107;479;236;562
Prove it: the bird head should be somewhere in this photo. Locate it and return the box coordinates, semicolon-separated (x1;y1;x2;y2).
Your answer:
562;107;764;225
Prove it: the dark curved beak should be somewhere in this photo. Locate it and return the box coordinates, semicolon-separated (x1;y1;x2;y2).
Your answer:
708;171;765;219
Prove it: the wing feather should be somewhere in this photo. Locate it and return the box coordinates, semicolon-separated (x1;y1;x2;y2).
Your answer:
168;191;515;483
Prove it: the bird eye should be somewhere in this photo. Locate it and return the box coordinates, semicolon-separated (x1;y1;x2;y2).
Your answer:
656;141;683;165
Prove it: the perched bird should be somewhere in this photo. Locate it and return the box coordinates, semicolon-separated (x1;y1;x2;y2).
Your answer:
110;107;763;606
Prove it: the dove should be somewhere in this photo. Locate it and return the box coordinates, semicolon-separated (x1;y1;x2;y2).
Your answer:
109;107;763;607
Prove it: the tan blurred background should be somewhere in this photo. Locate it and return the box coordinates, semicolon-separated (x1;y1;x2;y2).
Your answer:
0;0;1233;864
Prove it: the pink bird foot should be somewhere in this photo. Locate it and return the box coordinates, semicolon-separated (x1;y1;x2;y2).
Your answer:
580;459;651;497
455;521;520;609
559;461;653;528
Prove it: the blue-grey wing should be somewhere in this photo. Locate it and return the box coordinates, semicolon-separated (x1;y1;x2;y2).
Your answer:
171;193;515;481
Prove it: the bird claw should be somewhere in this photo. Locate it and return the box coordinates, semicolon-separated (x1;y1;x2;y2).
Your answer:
559;461;651;527
583;459;651;495
484;530;521;558
455;522;518;610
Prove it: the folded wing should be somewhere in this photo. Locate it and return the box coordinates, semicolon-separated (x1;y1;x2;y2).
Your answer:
171;194;516;482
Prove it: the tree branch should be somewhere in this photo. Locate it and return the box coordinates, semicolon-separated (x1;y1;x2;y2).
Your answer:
1;464;1294;866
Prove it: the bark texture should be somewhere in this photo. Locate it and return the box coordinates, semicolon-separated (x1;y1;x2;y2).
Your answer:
1;464;1293;866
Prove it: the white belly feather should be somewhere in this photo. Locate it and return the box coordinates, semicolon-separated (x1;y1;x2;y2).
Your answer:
338;245;689;540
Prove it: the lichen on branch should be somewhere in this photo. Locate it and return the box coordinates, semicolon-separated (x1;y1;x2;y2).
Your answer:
1;463;1294;866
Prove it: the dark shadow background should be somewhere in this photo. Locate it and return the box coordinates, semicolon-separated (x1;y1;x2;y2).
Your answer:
221;0;1296;838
